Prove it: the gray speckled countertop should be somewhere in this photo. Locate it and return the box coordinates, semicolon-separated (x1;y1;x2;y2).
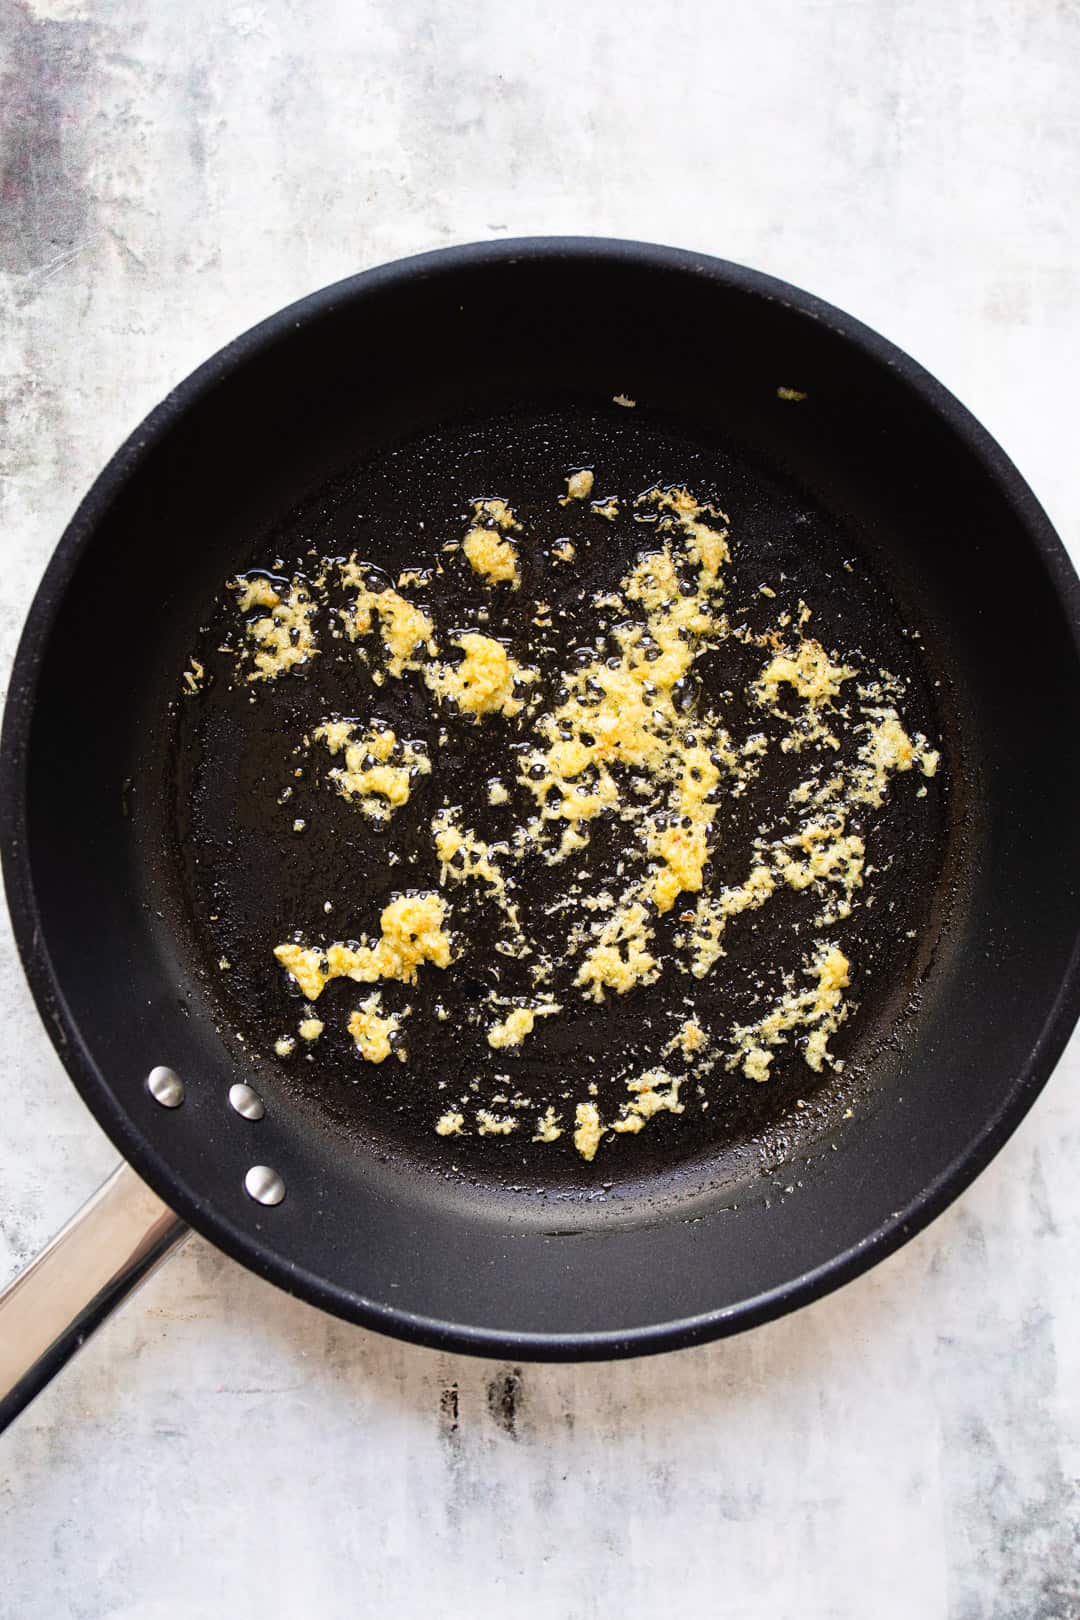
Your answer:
2;2;1080;1615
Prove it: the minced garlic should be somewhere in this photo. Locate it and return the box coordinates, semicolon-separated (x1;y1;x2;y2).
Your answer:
664;1020;708;1059
486;1003;561;1049
610;1069;684;1134
641;484;731;582
854;709;939;806
463;526;520;588
477;1109;518;1135
561;469;595;503
517;486;747;997
234;576;281;613
752;639;855;751
340;563;437;677
315;719;431;820
566;1069;686;1160
473;498;517;530
731;944;850;1082
431;807;521;935
573;1101;604;1162
233;575;318;681
686;864;777;978
575;900;658;1001
274;892;453;1000
533;1106;563;1143
182;658;205;694
591;497;620;520
347;993;407;1063
206;466;941;1164
425;633;535;718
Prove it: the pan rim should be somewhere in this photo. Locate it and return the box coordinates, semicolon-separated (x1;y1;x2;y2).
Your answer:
4;234;1080;1361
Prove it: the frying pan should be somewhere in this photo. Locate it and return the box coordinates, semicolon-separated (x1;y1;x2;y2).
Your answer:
3;238;1080;1428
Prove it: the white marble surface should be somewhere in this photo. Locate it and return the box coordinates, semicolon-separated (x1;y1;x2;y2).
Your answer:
2;1;1080;1614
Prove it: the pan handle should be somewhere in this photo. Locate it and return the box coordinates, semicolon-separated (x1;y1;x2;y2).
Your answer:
0;1163;189;1432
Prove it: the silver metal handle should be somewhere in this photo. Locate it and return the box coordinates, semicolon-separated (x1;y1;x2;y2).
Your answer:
0;1162;189;1431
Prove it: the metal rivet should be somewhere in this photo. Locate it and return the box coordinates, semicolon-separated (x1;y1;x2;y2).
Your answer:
229;1082;265;1121
146;1066;185;1108
245;1165;285;1206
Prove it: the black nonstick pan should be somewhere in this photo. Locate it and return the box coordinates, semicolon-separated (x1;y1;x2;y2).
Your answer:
3;238;1080;1425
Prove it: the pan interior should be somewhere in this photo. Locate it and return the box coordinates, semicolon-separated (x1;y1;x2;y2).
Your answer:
171;403;948;1205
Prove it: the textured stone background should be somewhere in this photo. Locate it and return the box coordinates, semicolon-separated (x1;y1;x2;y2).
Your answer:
2;2;1079;1616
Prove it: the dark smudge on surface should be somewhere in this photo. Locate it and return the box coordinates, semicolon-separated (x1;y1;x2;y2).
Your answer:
487;1367;524;1439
